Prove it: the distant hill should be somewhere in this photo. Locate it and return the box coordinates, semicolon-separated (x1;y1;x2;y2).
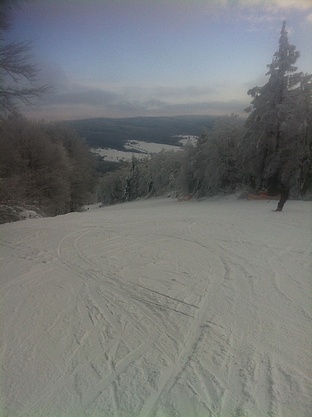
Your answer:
67;115;216;150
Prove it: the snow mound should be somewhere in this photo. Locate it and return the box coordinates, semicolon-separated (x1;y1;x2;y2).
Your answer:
19;209;41;220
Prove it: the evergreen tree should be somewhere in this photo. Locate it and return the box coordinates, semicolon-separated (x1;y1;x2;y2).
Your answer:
242;21;311;196
192;114;245;196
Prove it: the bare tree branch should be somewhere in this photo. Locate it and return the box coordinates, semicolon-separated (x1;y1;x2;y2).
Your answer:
0;0;54;117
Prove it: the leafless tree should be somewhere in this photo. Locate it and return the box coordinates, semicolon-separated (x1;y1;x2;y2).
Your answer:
0;0;53;117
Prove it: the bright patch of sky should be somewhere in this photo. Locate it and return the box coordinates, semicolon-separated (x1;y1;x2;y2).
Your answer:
6;0;312;120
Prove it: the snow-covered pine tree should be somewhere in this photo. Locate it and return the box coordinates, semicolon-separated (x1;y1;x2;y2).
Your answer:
291;73;312;196
242;21;311;197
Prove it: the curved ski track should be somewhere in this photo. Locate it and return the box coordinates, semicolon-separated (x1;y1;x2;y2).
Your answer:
0;198;311;417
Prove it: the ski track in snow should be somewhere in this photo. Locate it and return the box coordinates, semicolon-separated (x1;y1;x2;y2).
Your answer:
0;198;311;417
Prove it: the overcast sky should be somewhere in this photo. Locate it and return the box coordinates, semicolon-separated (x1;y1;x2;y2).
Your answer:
6;0;312;120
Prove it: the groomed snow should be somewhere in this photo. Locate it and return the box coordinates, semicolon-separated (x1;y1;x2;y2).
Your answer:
1;197;311;417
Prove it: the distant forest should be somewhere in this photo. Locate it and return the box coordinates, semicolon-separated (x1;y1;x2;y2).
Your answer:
67;115;217;150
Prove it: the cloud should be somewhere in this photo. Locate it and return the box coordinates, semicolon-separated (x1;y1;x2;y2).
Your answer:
226;0;312;29
21;82;248;120
154;99;246;115
307;13;312;23
47;88;119;107
121;85;218;102
237;0;311;9
272;0;311;9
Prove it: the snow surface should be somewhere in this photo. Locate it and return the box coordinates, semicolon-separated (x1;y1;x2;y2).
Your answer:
92;137;197;162
1;197;311;417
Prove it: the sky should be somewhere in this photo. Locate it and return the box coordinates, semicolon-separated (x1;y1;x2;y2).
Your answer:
5;0;312;121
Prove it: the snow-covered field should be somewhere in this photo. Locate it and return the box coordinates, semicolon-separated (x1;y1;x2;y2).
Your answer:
92;137;197;162
1;197;311;417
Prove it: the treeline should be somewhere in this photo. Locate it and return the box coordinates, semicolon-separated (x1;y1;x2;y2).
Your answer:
98;102;311;206
98;115;249;204
0;113;97;219
1;22;311;222
98;22;312;205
